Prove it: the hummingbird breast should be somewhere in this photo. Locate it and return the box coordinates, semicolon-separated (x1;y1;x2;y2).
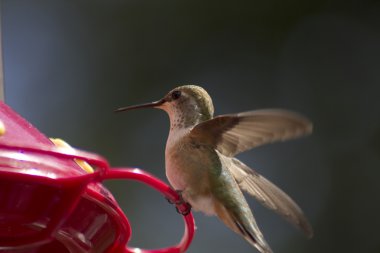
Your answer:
165;128;221;214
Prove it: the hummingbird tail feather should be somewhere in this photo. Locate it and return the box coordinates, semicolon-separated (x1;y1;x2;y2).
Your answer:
215;203;273;253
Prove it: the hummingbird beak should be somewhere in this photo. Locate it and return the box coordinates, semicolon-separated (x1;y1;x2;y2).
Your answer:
114;98;166;113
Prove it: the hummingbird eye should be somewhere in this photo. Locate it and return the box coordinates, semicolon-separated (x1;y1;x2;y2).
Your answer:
171;90;182;100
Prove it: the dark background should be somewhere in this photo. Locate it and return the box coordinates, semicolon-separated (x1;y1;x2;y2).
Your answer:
3;0;380;252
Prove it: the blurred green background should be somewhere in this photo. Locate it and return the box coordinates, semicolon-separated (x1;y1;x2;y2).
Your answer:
2;0;380;252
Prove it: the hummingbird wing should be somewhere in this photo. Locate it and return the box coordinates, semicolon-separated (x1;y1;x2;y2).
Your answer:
190;109;312;157
228;157;313;238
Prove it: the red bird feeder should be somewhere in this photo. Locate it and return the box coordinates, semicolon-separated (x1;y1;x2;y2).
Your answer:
0;101;195;253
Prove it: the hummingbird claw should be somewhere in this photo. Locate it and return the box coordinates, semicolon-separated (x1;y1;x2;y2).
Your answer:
166;190;192;216
176;202;192;216
166;197;175;204
166;190;184;204
166;190;185;204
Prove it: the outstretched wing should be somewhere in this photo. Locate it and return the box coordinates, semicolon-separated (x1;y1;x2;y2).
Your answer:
229;157;313;238
190;109;312;157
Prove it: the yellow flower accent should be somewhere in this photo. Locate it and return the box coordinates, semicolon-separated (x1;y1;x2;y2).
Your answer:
0;120;5;136
50;138;94;173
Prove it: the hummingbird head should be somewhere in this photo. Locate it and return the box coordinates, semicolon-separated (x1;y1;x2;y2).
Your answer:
116;85;214;129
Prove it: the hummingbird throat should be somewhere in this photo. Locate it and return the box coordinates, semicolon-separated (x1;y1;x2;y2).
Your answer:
168;103;209;130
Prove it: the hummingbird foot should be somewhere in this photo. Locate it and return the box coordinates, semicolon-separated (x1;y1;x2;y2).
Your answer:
176;202;192;216
166;190;192;216
166;190;185;204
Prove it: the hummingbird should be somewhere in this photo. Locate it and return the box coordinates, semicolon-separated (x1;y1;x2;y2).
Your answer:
116;85;313;253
